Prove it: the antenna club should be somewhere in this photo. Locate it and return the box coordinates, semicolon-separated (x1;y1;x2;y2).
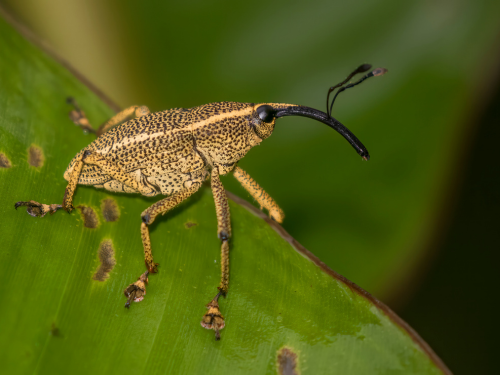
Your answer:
358;63;372;73
373;68;388;77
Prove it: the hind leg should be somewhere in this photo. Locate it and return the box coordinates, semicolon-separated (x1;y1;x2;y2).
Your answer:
67;97;149;136
15;149;86;215
14;200;62;217
15;149;151;217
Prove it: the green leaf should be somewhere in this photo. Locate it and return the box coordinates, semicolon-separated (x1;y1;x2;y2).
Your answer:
0;12;448;374
6;0;499;302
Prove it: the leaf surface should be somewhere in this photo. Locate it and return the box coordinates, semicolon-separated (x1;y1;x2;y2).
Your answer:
0;13;448;375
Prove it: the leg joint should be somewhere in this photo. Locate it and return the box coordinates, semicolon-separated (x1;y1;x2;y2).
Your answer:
218;230;230;241
141;213;151;225
217;286;227;297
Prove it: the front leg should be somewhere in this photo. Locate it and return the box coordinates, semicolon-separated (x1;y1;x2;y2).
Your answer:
233;166;284;223
201;166;231;340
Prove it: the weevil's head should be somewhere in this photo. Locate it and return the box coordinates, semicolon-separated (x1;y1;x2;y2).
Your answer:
250;103;370;160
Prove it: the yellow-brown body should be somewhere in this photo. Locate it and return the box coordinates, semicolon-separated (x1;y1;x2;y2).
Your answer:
63;102;290;197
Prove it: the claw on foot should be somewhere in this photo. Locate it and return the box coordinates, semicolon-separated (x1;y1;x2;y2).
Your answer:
67;97;96;134
14;200;62;218
124;271;149;308
66;97;96;134
269;208;285;224
201;292;225;341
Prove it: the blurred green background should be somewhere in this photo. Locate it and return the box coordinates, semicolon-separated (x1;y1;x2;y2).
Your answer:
1;0;499;373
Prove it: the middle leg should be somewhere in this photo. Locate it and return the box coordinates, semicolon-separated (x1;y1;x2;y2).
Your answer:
124;183;202;307
201;166;231;340
140;184;202;273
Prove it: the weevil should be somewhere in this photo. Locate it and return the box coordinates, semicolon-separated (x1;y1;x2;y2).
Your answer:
15;64;386;340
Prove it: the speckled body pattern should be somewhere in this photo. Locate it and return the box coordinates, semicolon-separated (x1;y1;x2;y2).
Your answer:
63;102;281;196
57;101;291;340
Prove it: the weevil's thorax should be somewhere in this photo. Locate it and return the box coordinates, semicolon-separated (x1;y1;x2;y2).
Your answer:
191;102;276;173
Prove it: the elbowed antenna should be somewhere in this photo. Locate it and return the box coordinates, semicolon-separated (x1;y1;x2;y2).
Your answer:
274;106;371;160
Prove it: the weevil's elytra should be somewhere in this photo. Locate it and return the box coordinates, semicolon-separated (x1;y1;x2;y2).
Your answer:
15;65;386;340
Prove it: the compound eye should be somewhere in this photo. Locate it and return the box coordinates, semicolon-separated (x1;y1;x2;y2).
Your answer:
256;105;275;123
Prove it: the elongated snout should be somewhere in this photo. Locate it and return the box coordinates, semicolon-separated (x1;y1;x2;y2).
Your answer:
274;106;370;160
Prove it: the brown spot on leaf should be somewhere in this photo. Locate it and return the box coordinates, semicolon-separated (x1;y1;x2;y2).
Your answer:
101;198;120;222
185;221;198;229
50;323;62;337
78;205;99;228
0;152;12;168
93;239;116;281
277;347;299;375
28;145;44;167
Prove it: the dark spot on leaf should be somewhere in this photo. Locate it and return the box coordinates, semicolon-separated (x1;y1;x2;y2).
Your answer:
277;347;298;375
77;205;99;228
185;221;198;229
28;145;44;167
50;323;62;337
93;239;116;281
0;152;12;168
101;198;120;222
